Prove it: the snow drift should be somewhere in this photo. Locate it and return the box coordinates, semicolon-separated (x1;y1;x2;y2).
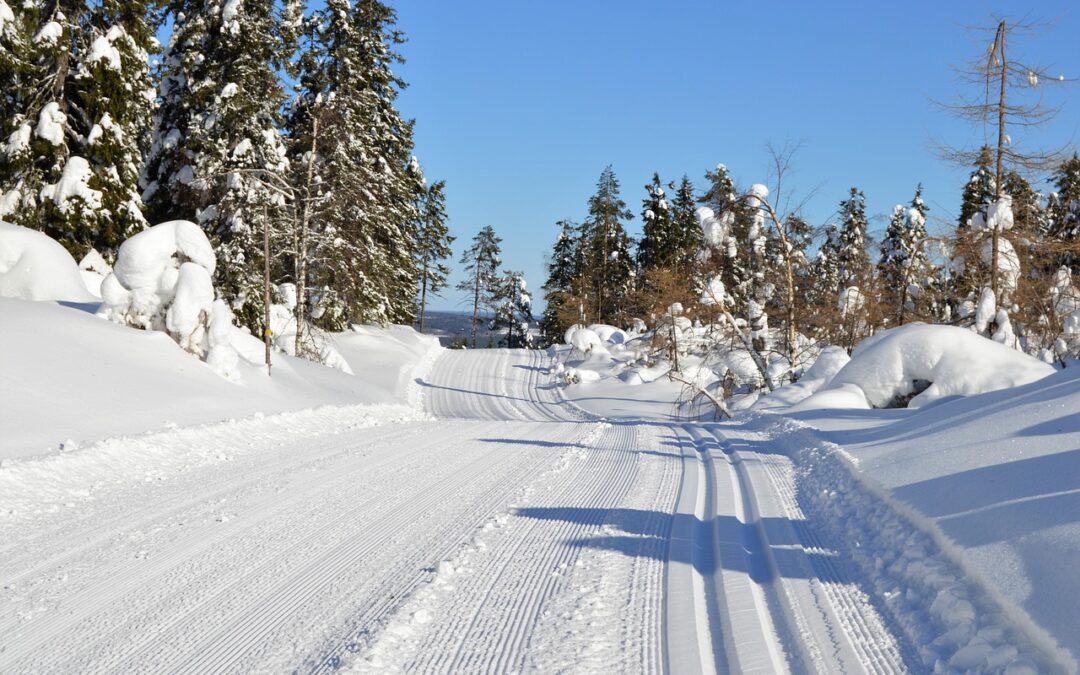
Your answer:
0;221;97;303
794;324;1055;410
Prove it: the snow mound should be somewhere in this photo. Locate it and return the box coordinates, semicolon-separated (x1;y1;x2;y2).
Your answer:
755;346;851;410
795;324;1054;410
0;221;97;302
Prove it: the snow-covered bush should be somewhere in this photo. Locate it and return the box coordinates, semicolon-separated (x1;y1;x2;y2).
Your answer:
98;220;241;378
78;249;112;298
0;221;97;302
794;323;1054;410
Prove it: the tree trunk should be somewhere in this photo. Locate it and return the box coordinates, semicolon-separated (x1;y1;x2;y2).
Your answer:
418;262;428;333
471;266;481;348
295;115;319;356
991;19;1007;300
263;206;273;376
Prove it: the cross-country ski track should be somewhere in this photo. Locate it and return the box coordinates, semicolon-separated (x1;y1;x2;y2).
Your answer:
4;347;1043;673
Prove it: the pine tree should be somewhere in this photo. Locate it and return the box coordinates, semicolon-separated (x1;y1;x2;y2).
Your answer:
636;172;672;276
879;185;931;325
836;187;870;292
457;225;501;348
414;179;454;332
539;219;582;345
581;166;634;324
491;270;533;348
143;0;292;331
1047;153;1080;273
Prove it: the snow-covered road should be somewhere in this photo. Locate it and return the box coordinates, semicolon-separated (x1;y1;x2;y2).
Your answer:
2;348;933;673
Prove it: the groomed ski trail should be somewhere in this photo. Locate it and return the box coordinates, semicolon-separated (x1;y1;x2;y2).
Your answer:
1;348;922;674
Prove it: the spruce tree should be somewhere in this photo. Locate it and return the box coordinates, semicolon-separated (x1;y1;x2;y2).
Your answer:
879;185;931;325
457;225;502;348
284;0;422;327
1047;153;1080;273
669;175;701;278
60;0;157;258
491;270;533;348
143;0;292;331
414;179;454;332
958;146;996;230
636;172;672;276
836;187;870;293
0;0;154;259
698;163;750;310
581;166;634;324
539;219;582;345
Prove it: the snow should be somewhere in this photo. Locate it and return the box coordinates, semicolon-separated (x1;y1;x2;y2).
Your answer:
773;366;1080;671
35;101;66;146
39;156;103;213
793;324;1054;410
0;1;13;35
33;20;62;46
754;345;850;409
87;30;122;70
0;221;97;303
0;297;441;460
3;122;31;156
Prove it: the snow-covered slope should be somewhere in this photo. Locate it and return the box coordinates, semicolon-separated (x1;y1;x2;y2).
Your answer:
0;298;440;459
770;366;1080;670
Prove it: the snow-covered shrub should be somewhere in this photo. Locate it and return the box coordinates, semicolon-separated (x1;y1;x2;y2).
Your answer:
98;220;241;378
794;323;1054;410
78;249;111;298
0;221;97;302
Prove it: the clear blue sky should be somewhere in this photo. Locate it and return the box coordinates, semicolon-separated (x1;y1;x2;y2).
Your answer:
392;1;1079;313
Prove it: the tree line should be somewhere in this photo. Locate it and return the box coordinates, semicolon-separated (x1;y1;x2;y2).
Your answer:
540;150;1080;369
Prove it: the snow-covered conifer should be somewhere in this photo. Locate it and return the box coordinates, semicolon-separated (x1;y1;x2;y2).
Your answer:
879;185;932;325
143;0;292;331
836;187;870;293
636;173;673;276
491;271;533;348
581;166;634;324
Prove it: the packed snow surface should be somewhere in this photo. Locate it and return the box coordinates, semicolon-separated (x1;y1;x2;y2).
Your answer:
0;221;97;303
794;323;1055;410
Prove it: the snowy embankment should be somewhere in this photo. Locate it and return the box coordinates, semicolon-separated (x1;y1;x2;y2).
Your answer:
745;326;1078;671
0;297;441;460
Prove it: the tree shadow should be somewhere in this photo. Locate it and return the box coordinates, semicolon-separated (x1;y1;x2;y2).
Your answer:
514;506;836;582
892;448;1080;547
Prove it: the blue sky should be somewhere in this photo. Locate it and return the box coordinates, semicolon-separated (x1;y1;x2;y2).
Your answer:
392;1;1079;313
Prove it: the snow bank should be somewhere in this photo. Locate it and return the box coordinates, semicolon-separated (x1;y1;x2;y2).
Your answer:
794;324;1054;410
0;298;441;460
0;221;97;302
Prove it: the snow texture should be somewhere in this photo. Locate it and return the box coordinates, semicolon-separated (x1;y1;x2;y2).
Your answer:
0;221;97;302
794;324;1054;410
